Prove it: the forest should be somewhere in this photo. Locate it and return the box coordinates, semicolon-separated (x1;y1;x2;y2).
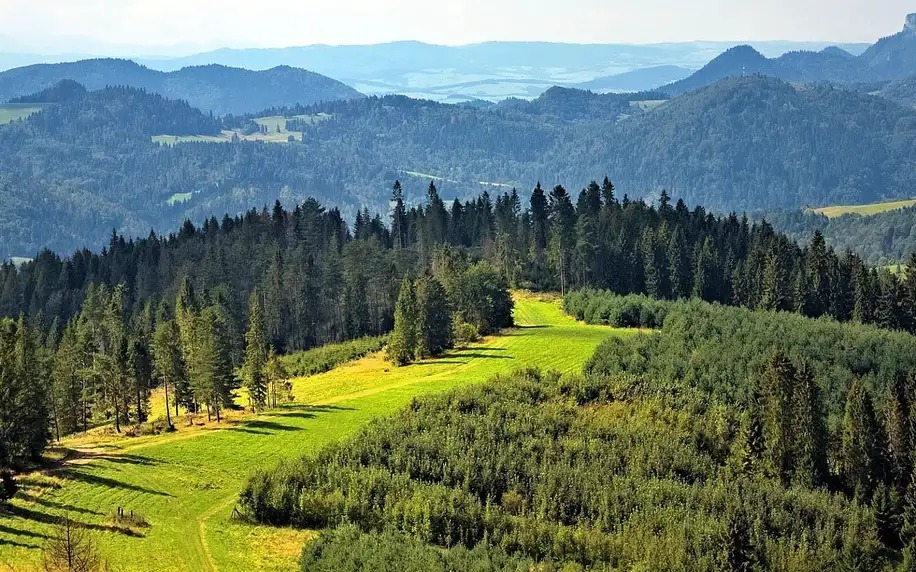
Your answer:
1;173;916;491
4;74;916;258
242;289;916;569
765;206;916;266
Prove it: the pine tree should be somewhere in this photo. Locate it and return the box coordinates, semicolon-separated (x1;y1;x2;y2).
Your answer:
759;251;789;311
387;278;418;366
242;291;268;411
414;277;452;360
738;401;764;474
264;348;291;408
151;317;184;428
667;228;690;299
548;185;576;295
841;379;884;500
874;483;901;547
886;373;911;487
791;364;827;488
759;353;795;483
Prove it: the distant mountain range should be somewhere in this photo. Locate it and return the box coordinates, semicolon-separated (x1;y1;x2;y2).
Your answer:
0;59;362;115
132;40;869;101
664;14;916;95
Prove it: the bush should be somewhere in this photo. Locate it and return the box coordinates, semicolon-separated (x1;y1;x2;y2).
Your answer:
452;322;479;347
282;336;387;378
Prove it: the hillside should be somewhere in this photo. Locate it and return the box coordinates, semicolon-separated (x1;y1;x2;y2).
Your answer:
0;59;362;115
4;76;916;257
0;295;623;571
664;13;916;96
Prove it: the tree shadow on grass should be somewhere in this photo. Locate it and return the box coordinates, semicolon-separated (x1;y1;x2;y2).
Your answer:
227;419;304;435
0;521;49;540
16;492;103;517
1;505;144;537
304;405;355;413
448;352;513;360
0;537;40;549
55;469;173;497
517;325;549;329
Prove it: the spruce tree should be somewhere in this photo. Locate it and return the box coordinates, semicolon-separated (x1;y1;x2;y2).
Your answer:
387;278;418;366
886;373;911;487
414;277;452;360
151;317;184;428
841;379;884;500
759;353;795;483
791;364;827;488
242;291;268;411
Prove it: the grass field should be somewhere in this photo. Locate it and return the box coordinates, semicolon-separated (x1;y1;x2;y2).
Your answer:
0;104;49;124
0;294;628;572
152;114;330;147
811;198;916;218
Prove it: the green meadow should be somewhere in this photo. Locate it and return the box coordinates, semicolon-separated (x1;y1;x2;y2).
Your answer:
152;114;331;147
811;198;916;218
0;294;628;572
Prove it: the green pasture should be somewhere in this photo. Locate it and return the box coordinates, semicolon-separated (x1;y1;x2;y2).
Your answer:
811;198;916;218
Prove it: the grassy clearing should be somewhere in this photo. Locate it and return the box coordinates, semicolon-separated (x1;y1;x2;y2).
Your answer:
630;99;667;111
152;114;330;147
166;192;193;206
811;198;916;218
0;294;628;572
281;336;387;378
0;103;48;124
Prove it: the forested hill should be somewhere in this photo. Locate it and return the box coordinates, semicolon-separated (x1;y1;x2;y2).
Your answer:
663;13;916;96
4;76;916;258
0;58;362;115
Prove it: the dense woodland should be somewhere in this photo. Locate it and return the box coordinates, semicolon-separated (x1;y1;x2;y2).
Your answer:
243;292;916;569
766;207;916;266
1;175;916;488
5;75;916;257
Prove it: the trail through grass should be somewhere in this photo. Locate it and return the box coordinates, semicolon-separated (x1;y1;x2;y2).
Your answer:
811;198;916;218
0;294;627;572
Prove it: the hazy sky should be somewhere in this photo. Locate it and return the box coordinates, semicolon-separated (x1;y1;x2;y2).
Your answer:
0;0;913;53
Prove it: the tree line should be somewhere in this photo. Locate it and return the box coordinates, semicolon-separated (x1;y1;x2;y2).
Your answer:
4;175;916;479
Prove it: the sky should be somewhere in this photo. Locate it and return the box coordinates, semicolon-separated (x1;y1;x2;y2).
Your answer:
0;0;912;54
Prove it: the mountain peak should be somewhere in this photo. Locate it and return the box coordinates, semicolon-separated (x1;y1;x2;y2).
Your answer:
906;13;916;33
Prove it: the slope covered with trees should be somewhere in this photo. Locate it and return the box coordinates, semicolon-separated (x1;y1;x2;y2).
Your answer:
0;59;362;115
764;206;916;266
243;288;916;568
4;76;916;258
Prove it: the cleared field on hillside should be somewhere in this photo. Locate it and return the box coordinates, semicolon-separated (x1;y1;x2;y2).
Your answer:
152;114;330;147
0;294;627;572
812;199;916;218
0;103;48;124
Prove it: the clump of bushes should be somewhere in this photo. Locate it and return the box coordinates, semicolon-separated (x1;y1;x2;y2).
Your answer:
281;336;387;378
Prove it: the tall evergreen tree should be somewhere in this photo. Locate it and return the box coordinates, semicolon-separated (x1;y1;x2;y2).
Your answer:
791;364;827;488
387;278;418;367
841;379;884;500
242;291;269;411
413;277;452;360
759;353;795;483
